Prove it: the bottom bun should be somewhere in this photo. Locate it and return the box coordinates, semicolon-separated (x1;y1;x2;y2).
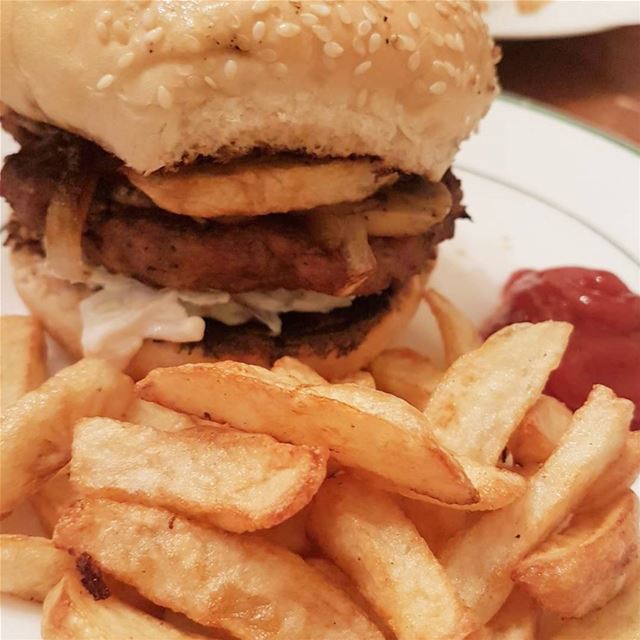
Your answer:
11;247;430;380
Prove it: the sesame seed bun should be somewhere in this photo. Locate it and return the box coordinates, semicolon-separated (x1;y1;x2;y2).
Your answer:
0;1;498;179
10;246;430;380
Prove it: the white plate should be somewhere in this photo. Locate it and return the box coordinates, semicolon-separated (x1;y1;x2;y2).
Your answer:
1;94;639;639
485;0;640;40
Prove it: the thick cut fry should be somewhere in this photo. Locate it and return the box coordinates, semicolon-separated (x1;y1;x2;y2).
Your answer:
307;558;394;639
549;571;640;640
253;506;313;556
423;290;482;366
513;491;639;618
0;359;134;515
54;499;384;640
581;430;640;511
0;535;73;601
425;322;572;464
308;476;476;640
137;363;477;506
30;464;81;536
440;386;632;624
333;370;376;388
398;498;474;555
42;572;208;640
122;398;197;432
271;357;327;385
508;395;572;465
368;348;442;410
468;589;538;640
0;315;47;412
72;417;327;533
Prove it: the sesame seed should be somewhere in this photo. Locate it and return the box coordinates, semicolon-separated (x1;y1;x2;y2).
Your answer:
362;5;378;24
357;20;372;36
352;36;366;57
204;75;217;89
237;34;251;51
391;34;417;51
277;22;301;37
445;32;464;52
368;32;382;53
376;0;393;9
257;48;278;62
356;88;369;109
408;11;420;29
435;2;451;17
112;20;128;44
142;8;155;30
271;62;289;78
408;51;421;71
157;85;173;109
98;9;113;24
354;60;372;76
310;2;331;17
252;20;266;40
229;13;241;29
429;81;447;95
300;12;319;26
252;0;269;14
312;25;332;42
336;4;352;24
324;41;344;58
144;26;164;44
224;59;238;79
95;21;109;43
96;74;115;90
117;51;135;68
429;30;444;46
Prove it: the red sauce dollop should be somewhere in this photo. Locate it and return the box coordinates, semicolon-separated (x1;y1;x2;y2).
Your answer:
483;268;640;430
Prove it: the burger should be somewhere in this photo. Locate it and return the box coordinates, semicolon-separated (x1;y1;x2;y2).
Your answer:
0;0;498;380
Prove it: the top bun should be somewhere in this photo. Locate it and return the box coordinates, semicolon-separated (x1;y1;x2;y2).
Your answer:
0;1;498;178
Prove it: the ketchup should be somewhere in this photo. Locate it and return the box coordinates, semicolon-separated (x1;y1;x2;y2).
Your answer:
483;268;640;430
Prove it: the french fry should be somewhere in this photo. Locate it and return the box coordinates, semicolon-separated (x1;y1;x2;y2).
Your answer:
440;386;632;624
513;490;639;618
30;464;81;536
0;315;47;412
333;370;377;389
271;357;327;385
42;572;208;639
0;359;134;515
54;498;384;640
252;506;314;556
508;395;572;465
123;398;198;432
468;589;538;640
306;558;394;639
581;430;640;511
71;417;327;533
423;289;482;366
137;363;478;506
425;322;572;465
0;535;73;601
549;570;640;639
308;476;477;640
368;348;442;410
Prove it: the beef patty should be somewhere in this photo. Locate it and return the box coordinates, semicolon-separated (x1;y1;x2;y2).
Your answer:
1;115;466;296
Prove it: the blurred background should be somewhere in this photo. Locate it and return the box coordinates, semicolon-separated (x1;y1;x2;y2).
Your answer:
484;0;640;145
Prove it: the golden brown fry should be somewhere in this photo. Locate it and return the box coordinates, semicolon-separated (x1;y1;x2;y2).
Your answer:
271;357;327;385
137;363;477;506
71;417;327;533
30;464;81;536
306;558;393;639
54;498;384;640
122;398;197;432
508;395;572;465
425;321;572;465
581;430;640;511
0;359;134;515
440;386;632;625
42;572;208;639
513;491;639;618
0;315;47;412
423;289;482;366
0;535;73;601
252;506;314;556
468;589;538;640
308;476;477;640
368;348;442;410
549;570;640;639
332;370;377;389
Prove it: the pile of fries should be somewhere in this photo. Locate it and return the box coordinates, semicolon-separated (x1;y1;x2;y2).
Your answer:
1;291;638;639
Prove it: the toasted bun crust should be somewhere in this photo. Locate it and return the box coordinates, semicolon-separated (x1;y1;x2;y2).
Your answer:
11;248;428;380
0;1;497;178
